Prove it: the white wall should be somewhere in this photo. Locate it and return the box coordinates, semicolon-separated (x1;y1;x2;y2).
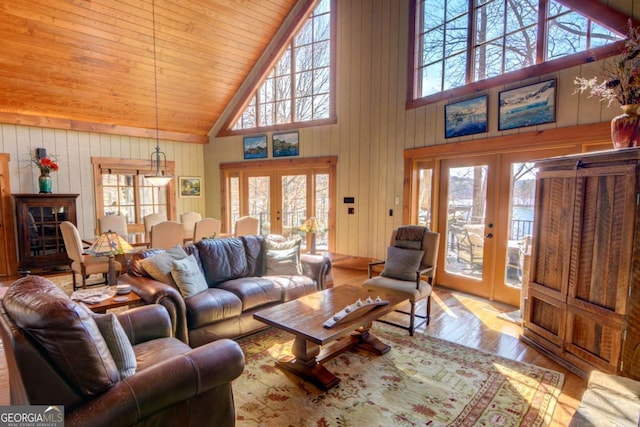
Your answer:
207;0;640;260
0;124;205;240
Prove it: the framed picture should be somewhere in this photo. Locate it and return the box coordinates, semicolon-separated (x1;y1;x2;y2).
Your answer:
179;176;202;198
243;135;268;159
444;95;488;139
498;79;556;131
272;131;299;157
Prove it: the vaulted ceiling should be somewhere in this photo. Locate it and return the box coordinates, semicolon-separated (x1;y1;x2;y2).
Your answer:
0;0;303;143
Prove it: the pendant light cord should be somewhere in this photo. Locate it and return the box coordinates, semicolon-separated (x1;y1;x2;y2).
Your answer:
144;0;172;185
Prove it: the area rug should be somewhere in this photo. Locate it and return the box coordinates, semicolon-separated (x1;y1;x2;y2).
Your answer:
235;325;564;426
38;273;104;296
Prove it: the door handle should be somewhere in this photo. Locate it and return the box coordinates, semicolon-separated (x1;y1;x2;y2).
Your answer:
485;233;493;239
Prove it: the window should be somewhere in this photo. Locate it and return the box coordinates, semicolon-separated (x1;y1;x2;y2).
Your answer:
92;157;176;235
412;0;626;103
223;0;335;134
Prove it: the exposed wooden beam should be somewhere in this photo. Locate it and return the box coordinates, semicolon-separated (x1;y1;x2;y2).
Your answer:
0;112;208;144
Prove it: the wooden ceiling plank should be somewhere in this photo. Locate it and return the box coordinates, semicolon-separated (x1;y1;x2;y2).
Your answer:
0;0;301;139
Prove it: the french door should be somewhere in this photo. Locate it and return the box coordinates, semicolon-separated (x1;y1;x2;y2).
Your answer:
222;157;336;252
421;149;574;306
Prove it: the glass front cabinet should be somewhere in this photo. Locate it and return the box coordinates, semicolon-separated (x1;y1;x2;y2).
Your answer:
13;194;79;274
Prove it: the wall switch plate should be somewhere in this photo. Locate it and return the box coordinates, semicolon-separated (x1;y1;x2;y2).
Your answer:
389;209;393;216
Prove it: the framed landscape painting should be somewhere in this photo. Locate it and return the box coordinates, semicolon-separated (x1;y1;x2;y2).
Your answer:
272;131;299;157
444;95;488;138
179;176;202;198
498;79;556;131
243;135;268;159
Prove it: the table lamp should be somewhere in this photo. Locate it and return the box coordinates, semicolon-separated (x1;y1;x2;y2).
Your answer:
299;217;323;255
86;231;134;286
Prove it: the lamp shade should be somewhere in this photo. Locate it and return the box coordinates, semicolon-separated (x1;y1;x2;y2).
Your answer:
144;145;173;186
86;231;133;287
299;217;323;233
144;174;173;186
86;231;134;257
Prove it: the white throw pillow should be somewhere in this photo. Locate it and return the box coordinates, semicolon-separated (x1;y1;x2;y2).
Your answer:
171;254;208;298
139;245;188;286
92;312;137;379
265;239;302;275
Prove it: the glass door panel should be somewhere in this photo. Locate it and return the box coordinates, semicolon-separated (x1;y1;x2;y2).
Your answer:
247;176;271;235
280;174;307;239
437;156;497;299
445;165;488;278
504;162;536;287
229;176;240;230
417;167;433;229
315;173;329;251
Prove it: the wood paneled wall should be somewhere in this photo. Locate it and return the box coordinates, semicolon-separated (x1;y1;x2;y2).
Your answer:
208;0;640;260
0;124;205;240
0;1;637;262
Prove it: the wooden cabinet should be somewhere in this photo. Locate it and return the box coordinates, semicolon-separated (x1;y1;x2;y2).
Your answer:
13;194;79;274
522;148;640;380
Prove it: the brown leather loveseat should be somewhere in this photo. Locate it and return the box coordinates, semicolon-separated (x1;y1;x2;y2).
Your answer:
0;275;245;427
123;235;331;347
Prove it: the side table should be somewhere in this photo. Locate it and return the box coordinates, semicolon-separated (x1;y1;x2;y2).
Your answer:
87;291;143;314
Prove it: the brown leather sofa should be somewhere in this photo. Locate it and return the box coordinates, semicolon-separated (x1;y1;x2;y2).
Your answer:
123;235;331;347
0;275;245;427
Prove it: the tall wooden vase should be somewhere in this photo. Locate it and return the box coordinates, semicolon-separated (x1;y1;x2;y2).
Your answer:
611;104;640;149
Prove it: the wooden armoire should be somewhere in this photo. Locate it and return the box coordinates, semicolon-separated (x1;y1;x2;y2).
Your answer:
522;148;640;380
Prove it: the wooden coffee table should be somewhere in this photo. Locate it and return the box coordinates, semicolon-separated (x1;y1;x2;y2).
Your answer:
253;285;406;390
87;291;143;314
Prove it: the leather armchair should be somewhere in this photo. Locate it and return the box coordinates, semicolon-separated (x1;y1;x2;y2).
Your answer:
0;275;245;427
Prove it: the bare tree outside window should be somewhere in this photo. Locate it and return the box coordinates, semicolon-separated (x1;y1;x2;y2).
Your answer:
233;0;332;130
416;0;623;99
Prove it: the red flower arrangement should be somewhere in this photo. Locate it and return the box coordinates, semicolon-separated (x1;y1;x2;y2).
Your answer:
32;156;59;174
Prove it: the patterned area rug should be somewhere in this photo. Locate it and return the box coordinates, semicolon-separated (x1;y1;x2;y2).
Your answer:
236;325;564;426
41;273;104;295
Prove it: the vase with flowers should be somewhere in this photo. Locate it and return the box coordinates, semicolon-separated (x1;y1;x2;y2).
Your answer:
574;21;640;148
32;155;59;193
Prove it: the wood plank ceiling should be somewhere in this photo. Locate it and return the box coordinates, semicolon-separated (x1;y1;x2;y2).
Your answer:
0;0;298;143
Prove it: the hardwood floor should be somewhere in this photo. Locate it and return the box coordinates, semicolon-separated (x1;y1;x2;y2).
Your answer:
329;261;586;427
0;261;586;425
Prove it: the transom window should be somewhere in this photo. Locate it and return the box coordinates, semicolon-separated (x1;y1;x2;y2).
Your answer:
413;0;624;101
223;0;335;134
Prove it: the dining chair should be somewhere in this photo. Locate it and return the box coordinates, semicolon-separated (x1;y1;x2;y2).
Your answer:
362;225;440;336
59;221;122;290
234;216;259;236
98;214;128;238
150;221;185;249
193;218;222;242
180;211;202;241
144;212;166;240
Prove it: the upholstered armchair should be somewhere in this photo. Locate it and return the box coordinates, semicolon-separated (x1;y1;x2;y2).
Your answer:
0;275;245;427
60;221;121;290
363;226;440;336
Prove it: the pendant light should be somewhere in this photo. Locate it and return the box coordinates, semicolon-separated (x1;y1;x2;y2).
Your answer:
144;0;173;187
